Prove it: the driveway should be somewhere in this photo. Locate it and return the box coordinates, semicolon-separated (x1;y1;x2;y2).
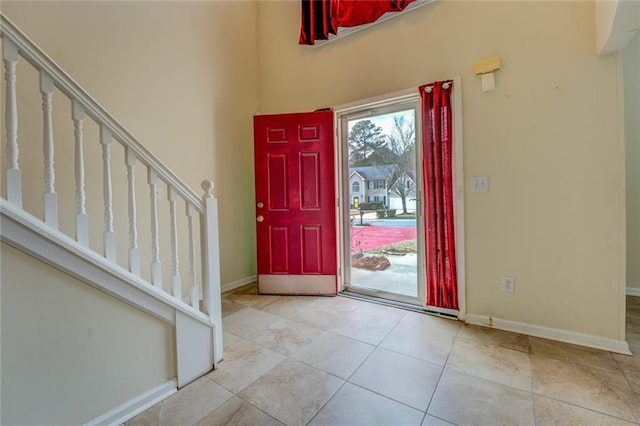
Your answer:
350;224;417;252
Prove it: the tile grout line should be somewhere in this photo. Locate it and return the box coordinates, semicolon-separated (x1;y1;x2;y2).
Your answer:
304;380;350;426
263;296;358;425
174;292;640;425
422;326;463;424
531;390;640;425
223;293;540;424
612;355;640;406
268;295;444;424
236;295;364;425
528;337;538;426
205;374;287;425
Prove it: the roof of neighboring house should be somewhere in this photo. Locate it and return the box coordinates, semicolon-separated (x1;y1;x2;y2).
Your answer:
404;170;416;182
348;165;393;180
349;165;417;183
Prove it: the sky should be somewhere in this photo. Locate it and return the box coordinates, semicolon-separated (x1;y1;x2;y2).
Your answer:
348;108;415;136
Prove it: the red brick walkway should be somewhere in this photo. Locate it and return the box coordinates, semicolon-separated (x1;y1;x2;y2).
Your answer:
350;225;417;253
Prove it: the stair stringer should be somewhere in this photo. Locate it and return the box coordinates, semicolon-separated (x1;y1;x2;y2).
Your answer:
0;199;217;389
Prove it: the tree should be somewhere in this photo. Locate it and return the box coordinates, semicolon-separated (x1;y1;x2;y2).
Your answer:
348;120;387;166
385;115;416;214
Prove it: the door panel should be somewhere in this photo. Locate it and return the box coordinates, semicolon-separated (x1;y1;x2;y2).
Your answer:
254;111;336;295
340;101;424;305
300;153;320;209
267;154;289;210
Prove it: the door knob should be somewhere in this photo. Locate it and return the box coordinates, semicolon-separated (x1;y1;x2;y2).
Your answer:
257;202;264;208
256;215;264;223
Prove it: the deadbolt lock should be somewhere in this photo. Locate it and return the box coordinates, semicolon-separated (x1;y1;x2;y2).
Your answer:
257;202;264;208
256;215;264;223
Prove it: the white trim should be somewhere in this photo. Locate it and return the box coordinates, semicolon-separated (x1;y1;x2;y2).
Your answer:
336;94;425;306
258;274;336;295
0;200;211;326
2;205;218;395
334;87;420;116
311;0;434;47
84;379;177;426
465;314;632;355
627;287;640;297
452;77;466;321
349;170;366;180
335;112;346;294
221;275;257;293
615;52;627;345
175;312;215;387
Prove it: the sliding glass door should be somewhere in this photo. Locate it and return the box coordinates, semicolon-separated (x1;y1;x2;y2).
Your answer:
340;99;424;305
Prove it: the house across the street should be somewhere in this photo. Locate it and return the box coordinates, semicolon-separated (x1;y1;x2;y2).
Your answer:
348;165;417;211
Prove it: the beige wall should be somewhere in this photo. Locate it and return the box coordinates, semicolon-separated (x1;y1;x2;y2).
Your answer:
1;1;259;286
0;0;628;342
624;34;640;290
258;1;626;340
1;243;176;425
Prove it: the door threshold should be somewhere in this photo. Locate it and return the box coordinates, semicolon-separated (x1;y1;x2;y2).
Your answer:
339;291;458;319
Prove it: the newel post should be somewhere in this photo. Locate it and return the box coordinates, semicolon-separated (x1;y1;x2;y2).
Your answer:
201;179;223;363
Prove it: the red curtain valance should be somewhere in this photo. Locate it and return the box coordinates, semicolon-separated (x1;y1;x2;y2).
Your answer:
300;0;416;45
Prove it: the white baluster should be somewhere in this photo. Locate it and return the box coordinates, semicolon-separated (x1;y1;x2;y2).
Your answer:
169;187;182;299
3;38;22;207
201;180;223;362
187;202;199;308
148;169;162;288
126;147;140;276
40;71;58;229
101;126;116;262
72;100;89;246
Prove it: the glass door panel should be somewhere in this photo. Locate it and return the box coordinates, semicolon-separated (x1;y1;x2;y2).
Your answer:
342;101;423;305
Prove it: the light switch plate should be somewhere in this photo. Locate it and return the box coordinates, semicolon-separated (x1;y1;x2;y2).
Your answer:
471;176;489;193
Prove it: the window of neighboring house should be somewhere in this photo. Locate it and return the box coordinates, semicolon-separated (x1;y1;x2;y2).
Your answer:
352;181;360;193
368;181;374;190
374;196;380;202
374;180;386;189
383;196;387;204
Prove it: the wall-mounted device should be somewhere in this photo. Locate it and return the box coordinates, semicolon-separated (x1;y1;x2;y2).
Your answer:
473;56;501;92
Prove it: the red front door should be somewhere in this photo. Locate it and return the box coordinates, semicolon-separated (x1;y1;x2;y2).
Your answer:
253;111;337;295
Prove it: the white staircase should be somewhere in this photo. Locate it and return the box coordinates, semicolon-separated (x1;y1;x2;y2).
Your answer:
1;13;223;424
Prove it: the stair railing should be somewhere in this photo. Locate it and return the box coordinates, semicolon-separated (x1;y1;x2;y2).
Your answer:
0;14;222;361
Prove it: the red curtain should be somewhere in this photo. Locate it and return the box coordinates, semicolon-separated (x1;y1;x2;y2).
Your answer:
299;0;337;45
420;81;458;310
300;0;416;45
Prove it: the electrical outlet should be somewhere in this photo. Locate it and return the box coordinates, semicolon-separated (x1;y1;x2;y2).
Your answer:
501;276;515;293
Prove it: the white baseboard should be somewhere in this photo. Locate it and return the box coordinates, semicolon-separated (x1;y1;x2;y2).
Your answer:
222;275;257;293
627;287;640;297
84;379;177;426
465;314;632;355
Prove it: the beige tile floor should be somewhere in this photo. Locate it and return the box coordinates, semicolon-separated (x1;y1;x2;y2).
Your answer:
128;291;640;425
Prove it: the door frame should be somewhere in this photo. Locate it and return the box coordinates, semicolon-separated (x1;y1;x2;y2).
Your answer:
337;97;425;306
333;78;466;319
